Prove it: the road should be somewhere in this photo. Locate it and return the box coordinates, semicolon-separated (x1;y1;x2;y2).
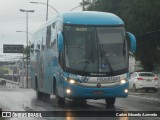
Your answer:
0;82;160;120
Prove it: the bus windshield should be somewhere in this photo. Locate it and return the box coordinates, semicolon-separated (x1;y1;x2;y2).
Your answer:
64;25;127;74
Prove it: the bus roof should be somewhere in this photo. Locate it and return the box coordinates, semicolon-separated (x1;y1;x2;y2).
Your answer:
62;11;124;26
37;11;124;32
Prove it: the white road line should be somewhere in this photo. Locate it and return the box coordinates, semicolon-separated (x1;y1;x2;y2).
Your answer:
129;94;160;101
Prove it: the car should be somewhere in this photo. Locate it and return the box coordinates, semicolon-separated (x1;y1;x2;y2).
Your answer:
129;72;159;92
0;79;6;85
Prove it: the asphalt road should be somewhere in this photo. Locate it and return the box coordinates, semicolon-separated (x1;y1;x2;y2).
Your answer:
0;82;160;120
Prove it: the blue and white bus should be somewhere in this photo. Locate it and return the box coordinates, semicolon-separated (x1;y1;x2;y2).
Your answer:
30;11;136;106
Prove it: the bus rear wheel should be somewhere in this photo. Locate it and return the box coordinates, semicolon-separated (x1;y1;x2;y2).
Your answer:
72;99;87;106
105;98;116;107
37;91;43;99
37;91;50;100
56;95;65;105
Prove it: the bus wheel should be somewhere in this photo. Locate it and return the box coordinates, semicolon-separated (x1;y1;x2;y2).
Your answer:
79;99;87;106
72;99;87;106
154;89;158;93
35;76;38;90
56;95;65;105
145;89;149;92
105;98;116;107
37;91;44;99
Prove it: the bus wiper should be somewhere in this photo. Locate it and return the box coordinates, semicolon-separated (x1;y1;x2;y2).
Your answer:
83;41;94;71
100;44;114;74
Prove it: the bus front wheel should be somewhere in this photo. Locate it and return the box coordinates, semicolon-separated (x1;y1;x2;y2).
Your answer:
37;91;50;100
56;95;65;105
105;98;116;107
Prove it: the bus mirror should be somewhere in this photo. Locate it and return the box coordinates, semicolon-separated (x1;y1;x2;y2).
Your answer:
126;32;136;52
58;31;64;52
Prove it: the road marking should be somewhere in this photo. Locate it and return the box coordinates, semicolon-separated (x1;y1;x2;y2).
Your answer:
129;94;160;102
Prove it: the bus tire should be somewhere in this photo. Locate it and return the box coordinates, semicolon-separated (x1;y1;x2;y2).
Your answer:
56;95;65;105
145;89;149;92
43;93;50;101
154;88;158;93
105;98;116;107
35;76;38;90
72;99;87;106
54;78;65;105
37;91;50;100
37;91;43;99
53;77;56;95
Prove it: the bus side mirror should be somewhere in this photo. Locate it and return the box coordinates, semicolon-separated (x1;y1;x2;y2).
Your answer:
57;31;64;52
126;32;136;52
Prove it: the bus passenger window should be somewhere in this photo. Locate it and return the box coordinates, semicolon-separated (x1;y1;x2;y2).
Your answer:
41;37;45;50
46;25;51;48
50;22;56;47
30;44;34;53
52;23;55;29
37;44;40;49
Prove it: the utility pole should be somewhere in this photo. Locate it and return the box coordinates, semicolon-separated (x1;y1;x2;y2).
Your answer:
20;9;34;88
46;0;49;21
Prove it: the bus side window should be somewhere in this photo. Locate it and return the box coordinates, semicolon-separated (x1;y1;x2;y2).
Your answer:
56;21;63;31
51;22;56;46
41;37;45;50
30;44;34;53
42;28;46;49
34;33;38;52
46;25;51;48
37;44;40;50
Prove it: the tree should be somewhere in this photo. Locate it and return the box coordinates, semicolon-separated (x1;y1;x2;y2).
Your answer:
23;46;30;60
86;0;160;71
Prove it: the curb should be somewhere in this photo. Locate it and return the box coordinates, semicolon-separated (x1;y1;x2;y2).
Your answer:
0;78;19;85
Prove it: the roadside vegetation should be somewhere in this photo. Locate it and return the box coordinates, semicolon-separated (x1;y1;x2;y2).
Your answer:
85;0;160;71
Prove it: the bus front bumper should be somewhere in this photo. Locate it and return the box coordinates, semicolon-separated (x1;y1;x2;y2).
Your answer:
63;81;129;99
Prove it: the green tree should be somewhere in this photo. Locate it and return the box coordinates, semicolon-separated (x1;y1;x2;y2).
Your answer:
23;46;30;60
86;0;160;71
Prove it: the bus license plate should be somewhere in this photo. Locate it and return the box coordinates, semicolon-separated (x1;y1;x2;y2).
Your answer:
93;91;104;95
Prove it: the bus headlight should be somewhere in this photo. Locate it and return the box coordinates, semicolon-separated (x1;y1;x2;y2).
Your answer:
124;89;128;93
64;77;79;84
120;79;126;84
66;89;71;94
69;79;76;84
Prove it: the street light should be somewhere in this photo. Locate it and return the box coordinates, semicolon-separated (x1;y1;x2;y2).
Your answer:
20;9;34;88
16;31;33;46
16;31;33;36
30;1;58;21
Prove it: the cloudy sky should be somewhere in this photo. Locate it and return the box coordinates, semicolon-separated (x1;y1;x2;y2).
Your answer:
0;0;82;61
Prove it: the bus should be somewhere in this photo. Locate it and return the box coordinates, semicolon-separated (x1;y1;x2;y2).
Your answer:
30;11;136;106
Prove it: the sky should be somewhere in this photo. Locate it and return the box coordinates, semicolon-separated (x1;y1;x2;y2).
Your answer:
0;0;82;61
